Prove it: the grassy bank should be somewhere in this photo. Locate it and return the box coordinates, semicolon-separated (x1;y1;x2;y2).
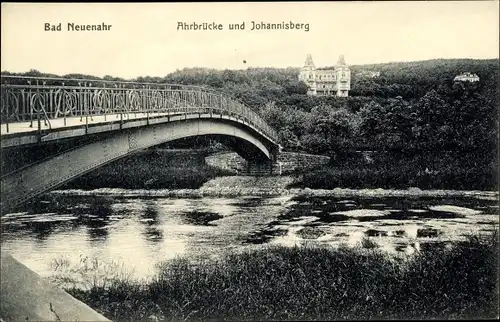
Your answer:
64;233;499;321
293;152;497;191
61;149;233;190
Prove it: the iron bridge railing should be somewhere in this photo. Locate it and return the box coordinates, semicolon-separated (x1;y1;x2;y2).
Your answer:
0;75;278;142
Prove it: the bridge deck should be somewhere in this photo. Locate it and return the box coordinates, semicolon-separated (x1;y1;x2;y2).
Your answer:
1;112;171;136
0;112;275;150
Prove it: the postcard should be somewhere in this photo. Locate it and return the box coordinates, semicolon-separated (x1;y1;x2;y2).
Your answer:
1;2;499;321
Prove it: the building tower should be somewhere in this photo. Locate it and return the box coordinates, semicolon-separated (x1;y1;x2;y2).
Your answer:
299;54;317;95
334;55;350;97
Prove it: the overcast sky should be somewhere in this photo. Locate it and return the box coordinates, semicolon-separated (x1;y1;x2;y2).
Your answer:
1;1;498;79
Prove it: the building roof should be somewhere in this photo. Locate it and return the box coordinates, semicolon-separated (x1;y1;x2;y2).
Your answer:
302;54;350;70
336;55;346;66
453;72;480;81
456;72;479;77
304;54;315;67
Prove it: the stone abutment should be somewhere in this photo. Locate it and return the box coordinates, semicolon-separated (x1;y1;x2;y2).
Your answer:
205;151;331;176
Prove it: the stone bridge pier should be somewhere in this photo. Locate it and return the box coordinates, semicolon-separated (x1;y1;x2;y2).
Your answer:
205;151;331;176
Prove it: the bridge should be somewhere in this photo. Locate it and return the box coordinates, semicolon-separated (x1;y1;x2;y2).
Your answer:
0;75;281;214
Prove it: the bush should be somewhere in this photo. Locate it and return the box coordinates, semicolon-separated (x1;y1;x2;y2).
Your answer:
295;152;497;191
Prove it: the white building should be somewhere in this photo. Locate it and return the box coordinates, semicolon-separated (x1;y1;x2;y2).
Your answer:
356;70;381;78
298;54;351;97
453;72;480;82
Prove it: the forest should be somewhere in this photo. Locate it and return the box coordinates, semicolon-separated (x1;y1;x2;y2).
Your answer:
3;58;498;190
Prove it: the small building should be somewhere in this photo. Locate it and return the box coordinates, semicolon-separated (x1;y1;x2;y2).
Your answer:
356;70;381;78
298;54;351;97
453;72;480;82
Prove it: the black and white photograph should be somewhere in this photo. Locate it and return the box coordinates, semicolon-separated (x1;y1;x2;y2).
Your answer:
1;1;499;321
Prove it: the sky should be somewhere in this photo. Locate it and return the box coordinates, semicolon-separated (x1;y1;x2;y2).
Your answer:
1;1;499;79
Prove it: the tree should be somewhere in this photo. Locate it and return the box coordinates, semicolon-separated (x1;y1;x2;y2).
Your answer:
301;105;355;155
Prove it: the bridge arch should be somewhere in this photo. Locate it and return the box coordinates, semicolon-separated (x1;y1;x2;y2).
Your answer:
1;76;281;214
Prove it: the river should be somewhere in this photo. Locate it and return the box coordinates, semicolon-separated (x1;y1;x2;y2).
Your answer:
1;188;498;287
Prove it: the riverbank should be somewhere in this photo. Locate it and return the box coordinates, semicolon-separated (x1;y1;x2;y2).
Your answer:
62;232;498;321
59;148;498;192
49;177;499;201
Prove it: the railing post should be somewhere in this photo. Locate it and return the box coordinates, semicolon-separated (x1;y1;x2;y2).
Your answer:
103;83;107;122
89;82;94;122
113;84;119;121
166;92;170;122
85;82;89;134
118;84;124;119
62;82;67;126
220;95;224;117
37;108;41;143
145;85;149;126
134;85;138;119
78;82;83;122
4;82;10;133
42;81;49;128
49;88;53;122
6;102;10;133
28;80;33;128
35;79;43;142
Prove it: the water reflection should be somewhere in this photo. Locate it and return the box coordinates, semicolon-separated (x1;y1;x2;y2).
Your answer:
32;220;57;242
85;203;114;243
140;203;164;242
1;192;498;280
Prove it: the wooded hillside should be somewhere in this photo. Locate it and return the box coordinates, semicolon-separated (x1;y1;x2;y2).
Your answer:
3;58;498;155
